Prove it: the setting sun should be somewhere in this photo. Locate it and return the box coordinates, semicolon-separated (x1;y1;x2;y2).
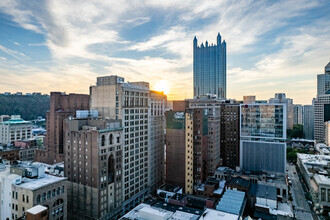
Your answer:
154;80;170;94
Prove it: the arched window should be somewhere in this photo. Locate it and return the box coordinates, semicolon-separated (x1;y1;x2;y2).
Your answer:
53;198;64;207
101;135;105;146
116;133;120;143
108;154;115;184
109;134;113;145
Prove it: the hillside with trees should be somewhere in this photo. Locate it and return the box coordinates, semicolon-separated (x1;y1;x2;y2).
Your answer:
0;94;49;120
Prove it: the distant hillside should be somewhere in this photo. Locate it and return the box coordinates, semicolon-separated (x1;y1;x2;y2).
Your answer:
0;94;50;120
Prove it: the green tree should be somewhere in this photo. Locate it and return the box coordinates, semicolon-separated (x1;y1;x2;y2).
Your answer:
0;94;49;120
287;124;303;139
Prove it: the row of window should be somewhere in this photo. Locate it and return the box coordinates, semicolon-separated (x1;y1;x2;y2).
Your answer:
36;186;64;203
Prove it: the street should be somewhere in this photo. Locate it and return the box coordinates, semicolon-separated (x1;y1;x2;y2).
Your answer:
288;164;314;220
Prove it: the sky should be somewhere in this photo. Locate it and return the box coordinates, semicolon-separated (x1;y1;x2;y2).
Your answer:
0;0;329;104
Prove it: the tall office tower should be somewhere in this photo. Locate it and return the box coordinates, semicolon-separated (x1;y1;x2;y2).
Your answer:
90;76;160;212
148;91;166;193
193;33;226;99
187;97;221;177
303;104;314;140
240;103;287;174
293;104;303;125
192;108;208;184
166;98;222;191
35;92;90;164
165;110;194;194
269;93;294;129
64;115;123;219
314;62;330;143
220;103;240;169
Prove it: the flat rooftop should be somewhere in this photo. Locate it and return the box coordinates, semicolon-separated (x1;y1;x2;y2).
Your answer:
314;174;330;186
249;184;277;200
120;202;200;220
199;208;239;220
26;205;47;215
216;189;245;215
18;174;66;190
297;153;330;167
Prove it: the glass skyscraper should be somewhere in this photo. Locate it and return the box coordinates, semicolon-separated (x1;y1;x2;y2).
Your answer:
193;33;226;99
240;103;287;174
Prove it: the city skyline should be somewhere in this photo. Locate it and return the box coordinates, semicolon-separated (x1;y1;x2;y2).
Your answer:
0;1;330;104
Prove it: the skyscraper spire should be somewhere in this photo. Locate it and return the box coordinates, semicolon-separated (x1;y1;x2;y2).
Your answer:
217;33;221;45
193;36;197;48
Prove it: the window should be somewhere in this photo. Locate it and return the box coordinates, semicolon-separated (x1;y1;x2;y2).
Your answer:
37;195;40;203
101;135;105;146
52;189;55;197
26;196;29;203
109;134;113;145
22;194;25;202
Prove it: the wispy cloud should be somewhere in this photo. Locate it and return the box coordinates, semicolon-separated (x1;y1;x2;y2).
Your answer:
10;40;21;46
0;45;26;59
0;0;329;103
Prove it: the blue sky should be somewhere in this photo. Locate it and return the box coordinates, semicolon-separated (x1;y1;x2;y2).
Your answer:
0;0;329;104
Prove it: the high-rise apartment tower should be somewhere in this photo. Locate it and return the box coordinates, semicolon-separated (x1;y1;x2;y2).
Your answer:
314;62;330;143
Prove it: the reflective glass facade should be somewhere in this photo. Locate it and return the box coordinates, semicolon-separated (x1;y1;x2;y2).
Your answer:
193;33;226;99
240;104;286;139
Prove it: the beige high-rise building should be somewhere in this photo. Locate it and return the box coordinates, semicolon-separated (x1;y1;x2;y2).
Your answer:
90;75;165;213
148;91;166;193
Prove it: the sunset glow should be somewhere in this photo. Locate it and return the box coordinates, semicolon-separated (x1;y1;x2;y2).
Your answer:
154;80;170;95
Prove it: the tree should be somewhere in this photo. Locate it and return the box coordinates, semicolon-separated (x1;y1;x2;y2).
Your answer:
287;124;303;139
0;94;49;120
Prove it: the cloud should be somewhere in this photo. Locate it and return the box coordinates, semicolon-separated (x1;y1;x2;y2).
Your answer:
0;45;26;59
228;19;330;104
10;40;21;46
28;43;46;47
0;0;329;103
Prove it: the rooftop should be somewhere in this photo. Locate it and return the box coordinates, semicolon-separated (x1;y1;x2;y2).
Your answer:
228;177;250;188
120;202;201;220
216;189;245;215
249;184;277;200
297;153;330;167
17;174;66;190
26;205;48;215
313;174;330;186
0;118;32;125
199;208;239;220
